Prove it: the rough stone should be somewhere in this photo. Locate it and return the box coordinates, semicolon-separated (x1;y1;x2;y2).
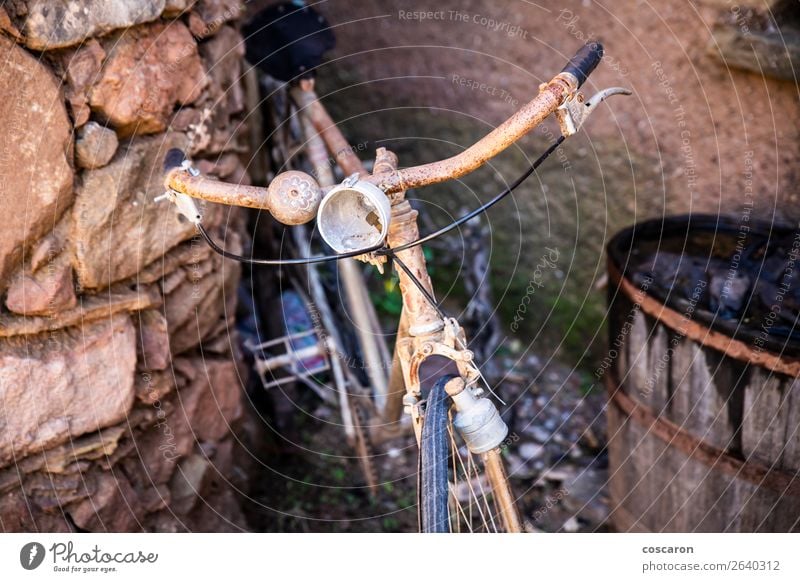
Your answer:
0;6;21;39
0;283;161;338
0;489;71;532
5;253;77;316
58;39;106;127
169;453;210;513
135;369;175;404
124;357;241;489
710;23;800;82
90;22;207;136
136;237;212;285
136;309;171;370
69;470;142;531
75;121;119;169
190;359;242;442
0;35;74;289
71;132;197;289
122;397;194;486
22;426;126;476
164;0;197;17
163;235;240;354
0;314;136;466
186;24;246;155
21;0;166;51
187;0;243;40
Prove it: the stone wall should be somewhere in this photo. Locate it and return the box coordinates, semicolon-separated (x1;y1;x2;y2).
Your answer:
0;0;252;532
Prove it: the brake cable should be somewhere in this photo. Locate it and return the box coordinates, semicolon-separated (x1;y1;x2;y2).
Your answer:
195;222;384;266
192;136;565;266
377;135;565;255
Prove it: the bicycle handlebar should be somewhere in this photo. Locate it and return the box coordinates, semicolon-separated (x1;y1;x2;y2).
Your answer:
560;41;603;89
163;43;605;225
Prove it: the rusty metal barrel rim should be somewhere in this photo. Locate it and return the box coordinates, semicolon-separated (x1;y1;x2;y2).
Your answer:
607;260;800;378
607;213;800;363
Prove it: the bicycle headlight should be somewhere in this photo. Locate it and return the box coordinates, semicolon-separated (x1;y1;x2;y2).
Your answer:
317;176;391;253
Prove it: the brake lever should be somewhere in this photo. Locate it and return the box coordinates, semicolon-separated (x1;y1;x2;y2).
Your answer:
154;160;203;225
555;86;633;137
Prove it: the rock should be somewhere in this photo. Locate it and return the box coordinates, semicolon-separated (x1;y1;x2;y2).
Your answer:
0;35;74;289
136;237;213;285
20;0;166;51
24;472;90;510
196;153;244;179
506;454;538;480
0;283;161;338
711;15;800;81
20;426;126;476
71;132;197;289
57;39;106;127
0;314;136;467
518;442;545;461
135;369;176;405
526;426;552;444
163;237;240;354
187;25;246;155
0;6;21;39
75;121;119;169
136;310;171;370
5;253;77;316
190;359;242;442
560;515;580;533
187;0;243;40
165;0;197;17
139;483;171;513
169;453;210;513
0;489;71;532
209;437;234;476
562;466;610;527
90;21;207;136
69;470;142;532
129;358;241;489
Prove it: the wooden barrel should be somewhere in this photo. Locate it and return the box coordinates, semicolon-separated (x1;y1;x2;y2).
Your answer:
606;215;800;532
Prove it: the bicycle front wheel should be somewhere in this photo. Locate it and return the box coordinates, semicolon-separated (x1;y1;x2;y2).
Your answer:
419;375;522;533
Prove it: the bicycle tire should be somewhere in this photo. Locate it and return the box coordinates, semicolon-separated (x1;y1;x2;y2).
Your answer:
420;374;457;533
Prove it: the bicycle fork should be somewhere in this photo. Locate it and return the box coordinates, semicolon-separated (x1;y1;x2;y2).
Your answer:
373;148;523;533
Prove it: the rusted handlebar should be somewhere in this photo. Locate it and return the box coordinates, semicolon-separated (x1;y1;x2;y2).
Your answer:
363;74;576;193
164;70;578;221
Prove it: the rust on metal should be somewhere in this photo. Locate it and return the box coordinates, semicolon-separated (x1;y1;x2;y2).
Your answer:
364;76;575;194
482;448;523;533
606;371;800;497
166;73;576;224
165;167;322;225
608;260;800;378
165;168;272;209
301;78;368;178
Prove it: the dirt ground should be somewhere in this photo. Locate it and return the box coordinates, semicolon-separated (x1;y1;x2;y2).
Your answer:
244;353;609;533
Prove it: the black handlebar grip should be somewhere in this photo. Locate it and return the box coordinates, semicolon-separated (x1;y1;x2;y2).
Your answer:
163;148;187;172
560;42;603;88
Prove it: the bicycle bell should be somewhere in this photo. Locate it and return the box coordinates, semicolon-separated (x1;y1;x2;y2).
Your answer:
317;174;391;253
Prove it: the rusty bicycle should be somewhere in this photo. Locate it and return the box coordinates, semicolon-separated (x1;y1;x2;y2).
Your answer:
160;41;629;532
